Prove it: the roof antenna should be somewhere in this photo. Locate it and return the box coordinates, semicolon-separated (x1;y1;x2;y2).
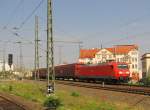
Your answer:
101;44;103;49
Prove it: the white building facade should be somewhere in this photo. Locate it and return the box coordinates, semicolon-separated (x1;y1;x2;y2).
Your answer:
0;61;13;72
141;53;150;78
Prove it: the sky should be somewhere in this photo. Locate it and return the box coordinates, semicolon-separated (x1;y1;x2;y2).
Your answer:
0;0;150;69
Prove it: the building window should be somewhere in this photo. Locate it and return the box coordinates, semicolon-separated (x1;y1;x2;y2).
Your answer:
106;55;108;58
109;55;112;59
132;64;134;69
135;64;137;69
128;65;130;69
142;62;146;69
131;51;137;55
96;54;101;58
135;58;137;62
143;72;146;78
117;58;119;62
98;61;101;64
132;58;134;62
120;58;123;62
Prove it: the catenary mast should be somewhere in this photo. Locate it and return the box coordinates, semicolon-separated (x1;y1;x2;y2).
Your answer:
47;0;55;94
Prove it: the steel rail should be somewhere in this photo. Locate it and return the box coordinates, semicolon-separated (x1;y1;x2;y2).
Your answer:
0;95;27;110
56;80;150;96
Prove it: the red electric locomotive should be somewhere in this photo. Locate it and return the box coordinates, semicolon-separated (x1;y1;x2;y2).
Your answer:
34;62;130;82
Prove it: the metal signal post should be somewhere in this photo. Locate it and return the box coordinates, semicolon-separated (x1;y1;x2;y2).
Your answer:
47;0;55;94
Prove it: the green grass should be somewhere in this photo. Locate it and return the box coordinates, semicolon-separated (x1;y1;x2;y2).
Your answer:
57;90;117;110
0;81;46;103
0;80;140;110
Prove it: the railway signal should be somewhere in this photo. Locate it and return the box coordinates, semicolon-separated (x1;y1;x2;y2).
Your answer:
8;54;13;68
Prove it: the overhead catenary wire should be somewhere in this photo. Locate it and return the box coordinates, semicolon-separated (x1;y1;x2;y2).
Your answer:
18;0;45;29
103;31;150;46
1;0;150;46
80;11;150;44
6;0;148;49
3;0;24;29
0;0;24;32
4;0;46;51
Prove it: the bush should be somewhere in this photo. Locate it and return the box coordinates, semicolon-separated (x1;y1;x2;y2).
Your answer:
9;85;13;92
71;91;80;97
142;77;150;86
43;96;62;109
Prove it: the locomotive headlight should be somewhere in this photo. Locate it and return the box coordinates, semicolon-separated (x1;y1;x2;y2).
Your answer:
119;71;123;74
126;71;130;74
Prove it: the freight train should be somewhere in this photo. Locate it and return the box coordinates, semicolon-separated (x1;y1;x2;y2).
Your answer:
33;62;130;82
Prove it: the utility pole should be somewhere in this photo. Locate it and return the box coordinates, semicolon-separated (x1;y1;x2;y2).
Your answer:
0;41;6;79
16;41;23;78
114;45;117;62
2;42;6;72
47;0;55;94
54;40;83;61
35;15;40;80
78;42;83;60
16;55;19;71
58;46;62;64
100;44;103;63
100;44;103;49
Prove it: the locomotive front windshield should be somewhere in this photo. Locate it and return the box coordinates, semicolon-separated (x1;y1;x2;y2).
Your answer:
117;64;128;69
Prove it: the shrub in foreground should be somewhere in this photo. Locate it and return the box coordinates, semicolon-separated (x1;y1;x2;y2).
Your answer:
140;77;150;86
43;95;62;110
9;85;13;92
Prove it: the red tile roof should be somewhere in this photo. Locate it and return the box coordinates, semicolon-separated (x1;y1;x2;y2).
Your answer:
80;48;100;58
79;45;138;58
107;45;138;54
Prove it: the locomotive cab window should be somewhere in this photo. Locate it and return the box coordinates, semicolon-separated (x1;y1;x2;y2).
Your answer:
117;64;128;69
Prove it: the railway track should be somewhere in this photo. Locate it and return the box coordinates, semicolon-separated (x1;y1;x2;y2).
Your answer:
0;95;26;110
56;80;150;96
